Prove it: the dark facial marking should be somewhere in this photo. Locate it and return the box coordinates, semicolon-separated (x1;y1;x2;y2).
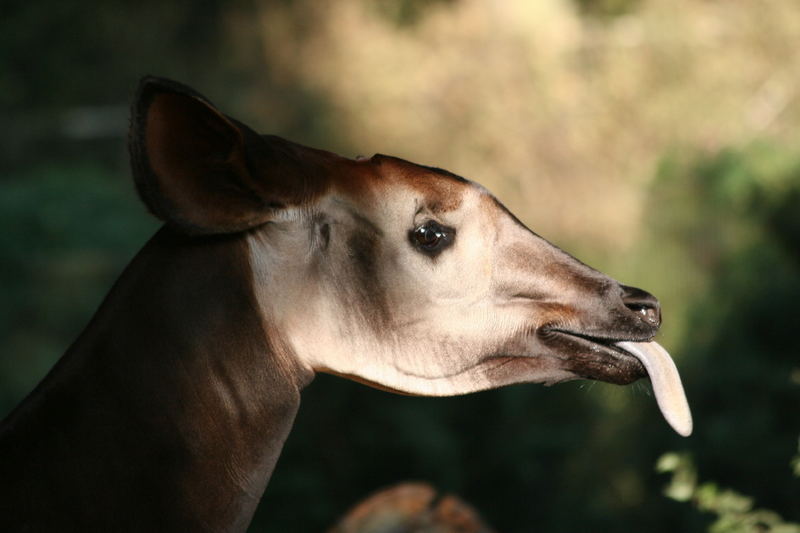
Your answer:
347;230;378;280
343;227;391;329
311;214;331;251
319;223;330;250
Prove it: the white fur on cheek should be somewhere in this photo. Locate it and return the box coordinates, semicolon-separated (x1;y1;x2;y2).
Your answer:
246;187;577;397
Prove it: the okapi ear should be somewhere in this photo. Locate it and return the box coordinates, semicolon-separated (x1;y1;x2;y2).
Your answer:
129;76;327;234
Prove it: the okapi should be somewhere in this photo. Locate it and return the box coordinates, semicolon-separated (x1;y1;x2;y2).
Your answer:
0;78;691;532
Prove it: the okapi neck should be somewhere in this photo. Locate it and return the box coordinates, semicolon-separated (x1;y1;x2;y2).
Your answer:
0;227;310;532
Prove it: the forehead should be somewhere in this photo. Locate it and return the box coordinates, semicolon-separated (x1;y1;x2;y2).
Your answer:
364;154;478;213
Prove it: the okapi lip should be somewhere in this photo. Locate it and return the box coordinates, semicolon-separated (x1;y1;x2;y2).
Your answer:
539;328;649;385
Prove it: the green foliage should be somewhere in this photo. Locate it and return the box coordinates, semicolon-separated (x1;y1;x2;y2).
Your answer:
658;452;800;533
638;143;800;530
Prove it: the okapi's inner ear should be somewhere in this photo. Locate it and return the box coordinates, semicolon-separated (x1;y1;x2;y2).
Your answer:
130;77;273;234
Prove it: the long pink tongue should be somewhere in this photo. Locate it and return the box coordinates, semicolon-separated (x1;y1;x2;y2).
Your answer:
615;341;693;437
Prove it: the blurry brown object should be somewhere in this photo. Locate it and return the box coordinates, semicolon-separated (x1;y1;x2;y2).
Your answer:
329;482;497;533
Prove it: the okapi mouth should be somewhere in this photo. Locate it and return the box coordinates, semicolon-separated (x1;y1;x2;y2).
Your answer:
542;328;649;385
540;328;693;437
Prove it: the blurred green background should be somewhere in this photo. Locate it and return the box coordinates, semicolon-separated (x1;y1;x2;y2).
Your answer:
1;1;799;531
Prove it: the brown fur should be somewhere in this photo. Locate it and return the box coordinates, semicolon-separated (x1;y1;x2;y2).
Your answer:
0;77;666;532
131;77;339;234
0;229;312;531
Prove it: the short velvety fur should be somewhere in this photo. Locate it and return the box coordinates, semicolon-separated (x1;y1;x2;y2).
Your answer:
0;77;669;532
0;229;311;532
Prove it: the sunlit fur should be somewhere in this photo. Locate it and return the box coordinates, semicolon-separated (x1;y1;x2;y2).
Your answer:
0;77;665;533
248;156;624;396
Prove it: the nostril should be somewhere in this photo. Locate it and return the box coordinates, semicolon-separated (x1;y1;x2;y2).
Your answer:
627;303;660;326
620;285;661;327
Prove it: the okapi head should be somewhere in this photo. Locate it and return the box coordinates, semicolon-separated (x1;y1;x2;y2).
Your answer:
131;77;691;436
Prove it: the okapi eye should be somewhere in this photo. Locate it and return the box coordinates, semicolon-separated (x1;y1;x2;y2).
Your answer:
409;221;455;257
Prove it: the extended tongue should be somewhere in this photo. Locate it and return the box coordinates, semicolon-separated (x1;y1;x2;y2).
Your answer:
616;341;693;437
